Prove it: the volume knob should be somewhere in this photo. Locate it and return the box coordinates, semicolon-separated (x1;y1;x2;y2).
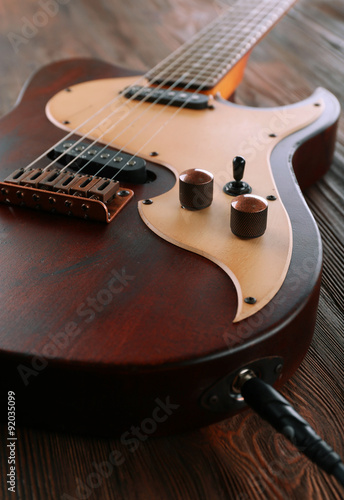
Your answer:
179;169;213;210
230;194;268;238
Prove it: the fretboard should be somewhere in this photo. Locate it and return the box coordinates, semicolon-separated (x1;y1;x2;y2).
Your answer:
147;0;297;90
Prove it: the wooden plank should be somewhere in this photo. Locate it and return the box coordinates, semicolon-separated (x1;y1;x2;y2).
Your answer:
0;1;343;499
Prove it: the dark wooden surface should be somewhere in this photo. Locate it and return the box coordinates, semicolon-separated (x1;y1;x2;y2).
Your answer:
0;0;344;499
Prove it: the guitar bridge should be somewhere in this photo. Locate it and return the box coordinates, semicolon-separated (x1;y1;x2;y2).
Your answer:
0;168;133;222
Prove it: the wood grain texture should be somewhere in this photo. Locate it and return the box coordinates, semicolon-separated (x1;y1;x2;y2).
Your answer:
0;0;343;499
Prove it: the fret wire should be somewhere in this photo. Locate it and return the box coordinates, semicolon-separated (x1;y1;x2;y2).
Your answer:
182;2;269;82
97;3;278;174
25;1;295;176
147;4;250;72
67;3;264;173
154;40;267;83
156;1;285;58
82;2;274;179
148;0;295;84
99;0;297;178
149;0;295;88
67;0;295;179
145;0;240;78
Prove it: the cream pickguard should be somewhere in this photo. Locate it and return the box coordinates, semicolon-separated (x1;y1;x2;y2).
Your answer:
46;76;323;321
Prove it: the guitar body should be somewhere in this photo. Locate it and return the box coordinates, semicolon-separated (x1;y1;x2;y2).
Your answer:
0;59;339;436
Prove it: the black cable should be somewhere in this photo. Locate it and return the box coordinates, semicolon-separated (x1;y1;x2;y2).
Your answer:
240;376;344;488
333;463;344;486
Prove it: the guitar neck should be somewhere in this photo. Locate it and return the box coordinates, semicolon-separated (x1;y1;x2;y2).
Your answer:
147;0;297;90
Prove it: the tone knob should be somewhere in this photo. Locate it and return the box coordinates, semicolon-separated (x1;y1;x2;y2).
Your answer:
230;194;268;238
179;169;213;210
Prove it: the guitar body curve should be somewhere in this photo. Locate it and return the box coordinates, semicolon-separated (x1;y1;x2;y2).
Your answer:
0;59;339;435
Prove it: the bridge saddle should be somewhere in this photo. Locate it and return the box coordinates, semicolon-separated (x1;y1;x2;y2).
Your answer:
0;168;133;222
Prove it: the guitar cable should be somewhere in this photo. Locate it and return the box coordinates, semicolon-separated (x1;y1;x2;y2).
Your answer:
234;370;344;488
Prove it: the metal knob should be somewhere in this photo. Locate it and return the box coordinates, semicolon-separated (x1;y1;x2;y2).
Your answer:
230;194;268;238
179;169;213;210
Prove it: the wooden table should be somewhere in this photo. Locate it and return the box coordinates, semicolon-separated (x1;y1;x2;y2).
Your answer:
1;0;344;498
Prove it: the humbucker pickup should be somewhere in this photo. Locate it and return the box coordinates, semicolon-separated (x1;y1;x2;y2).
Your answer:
123;86;210;110
49;140;147;184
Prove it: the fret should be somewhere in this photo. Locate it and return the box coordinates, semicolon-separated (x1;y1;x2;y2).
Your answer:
147;0;296;90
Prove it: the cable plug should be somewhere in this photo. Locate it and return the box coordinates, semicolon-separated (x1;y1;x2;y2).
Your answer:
235;370;344;488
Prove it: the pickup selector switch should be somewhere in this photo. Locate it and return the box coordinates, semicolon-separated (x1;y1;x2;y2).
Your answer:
223;156;252;196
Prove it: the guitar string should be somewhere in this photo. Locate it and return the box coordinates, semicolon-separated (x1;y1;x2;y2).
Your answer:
146;1;274;84
106;1;293;181
58;1;269;177
24;0;289;175
32;0;289;173
41;0;266;174
21;0;293;179
148;0;294;86
54;0;288;179
21;0;241;172
82;0;296;171
66;0;290;181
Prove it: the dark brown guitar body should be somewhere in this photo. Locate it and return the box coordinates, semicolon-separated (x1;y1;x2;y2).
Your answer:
0;59;340;436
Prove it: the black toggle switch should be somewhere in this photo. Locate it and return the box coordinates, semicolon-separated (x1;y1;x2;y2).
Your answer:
223;156;252;196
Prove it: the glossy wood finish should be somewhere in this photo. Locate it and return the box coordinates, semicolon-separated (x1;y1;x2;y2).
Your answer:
0;1;344;499
0;56;326;436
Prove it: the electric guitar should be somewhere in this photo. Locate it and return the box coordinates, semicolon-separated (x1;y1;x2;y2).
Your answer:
0;0;340;437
